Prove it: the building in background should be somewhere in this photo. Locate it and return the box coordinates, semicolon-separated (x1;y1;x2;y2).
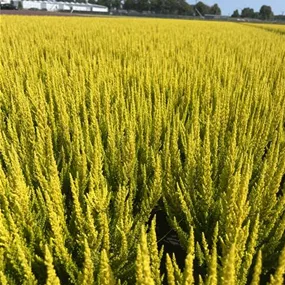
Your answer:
1;0;108;13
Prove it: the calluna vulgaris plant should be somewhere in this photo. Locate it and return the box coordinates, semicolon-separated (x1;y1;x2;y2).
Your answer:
0;16;284;284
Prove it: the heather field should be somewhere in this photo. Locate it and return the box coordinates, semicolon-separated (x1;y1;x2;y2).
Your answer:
0;16;285;284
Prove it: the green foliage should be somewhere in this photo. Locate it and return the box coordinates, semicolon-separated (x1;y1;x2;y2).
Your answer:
259;5;274;20
241;7;255;18
17;1;23;9
231;9;239;18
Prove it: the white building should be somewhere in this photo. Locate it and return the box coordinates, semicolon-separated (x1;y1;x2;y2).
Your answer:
12;0;108;13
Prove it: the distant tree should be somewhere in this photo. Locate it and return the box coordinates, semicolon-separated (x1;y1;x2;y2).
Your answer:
18;1;23;9
123;0;136;10
180;1;194;15
209;3;221;15
165;0;179;14
275;14;285;21
149;0;160;13
259;5;274;20
137;0;150;11
97;0;113;8
123;0;194;15
195;1;210;16
150;0;170;14
151;0;183;14
241;7;255;18
113;0;122;9
253;12;260;19
154;0;169;14
231;9;239;18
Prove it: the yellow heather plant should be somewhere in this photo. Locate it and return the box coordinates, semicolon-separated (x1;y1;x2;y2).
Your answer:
136;227;155;285
45;245;61;285
0;15;285;284
250;250;262;285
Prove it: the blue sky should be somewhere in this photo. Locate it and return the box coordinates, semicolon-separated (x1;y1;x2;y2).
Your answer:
188;1;285;16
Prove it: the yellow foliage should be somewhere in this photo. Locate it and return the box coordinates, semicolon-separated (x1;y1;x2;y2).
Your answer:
0;15;284;285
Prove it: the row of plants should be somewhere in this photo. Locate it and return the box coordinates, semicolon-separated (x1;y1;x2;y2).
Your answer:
0;17;285;284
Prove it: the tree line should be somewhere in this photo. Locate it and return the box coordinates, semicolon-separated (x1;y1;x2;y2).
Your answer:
60;0;221;16
231;5;275;20
55;0;283;20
